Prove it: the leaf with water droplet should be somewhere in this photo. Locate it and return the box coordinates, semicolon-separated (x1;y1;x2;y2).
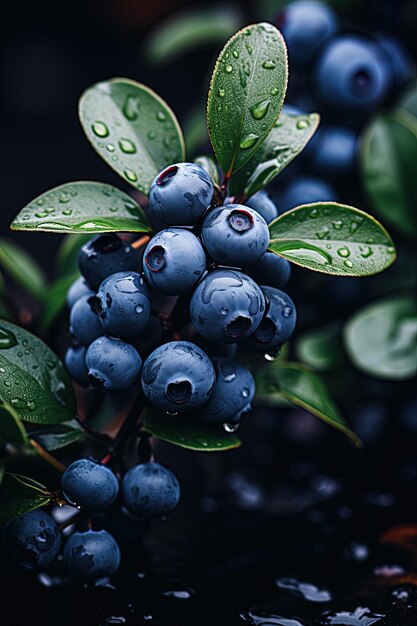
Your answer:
229;112;320;198
0;236;47;303
268;202;396;276
0;320;76;424
79;78;185;194
11;182;151;234
255;361;362;448
207;22;288;176
144;407;241;452
0;401;29;445
360;108;417;239
30;421;85;451
0;473;52;523
344;294;417;381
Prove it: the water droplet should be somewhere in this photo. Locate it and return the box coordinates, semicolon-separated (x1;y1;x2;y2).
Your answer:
217;104;222;113
135;304;144;314
283;306;292;318
332;219;343;230
147;130;156;140
250;99;270;120
344;260;353;268
59;192;71;204
337;246;351;258
316;226;330;240
124;169;138;183
26;401;36;411
5;381;11;387
92;121;109;138
262;60;276;69
242;388;250;398
239;133;259;149
387;246;395;254
109;207;118;213
119;138;136;154
232;50;239;58
0;326;18;349
221;307;228;316
123;95;140;121
270;87;279;96
309;208;318;218
35;211;49;218
156;111;167;122
62;209;72;216
36;198;45;206
106;143;115;152
225;64;233;73
359;245;373;258
218;88;225;98
296;118;310;129
223;421;240;433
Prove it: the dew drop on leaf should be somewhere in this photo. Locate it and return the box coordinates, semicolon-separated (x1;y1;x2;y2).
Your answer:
296;119;310;130
262;60;276;69
156;111;167;122
332;219;343;230
337;247;351;258
250;99;270;120
124;169;138;183
344;260;353;268
225;64;233;73
239;133;259;149
118;138;137;154
0;326;18;349
92;122;109;138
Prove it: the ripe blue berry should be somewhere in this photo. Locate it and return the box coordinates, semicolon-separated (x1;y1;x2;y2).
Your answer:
122;462;181;518
148;162;214;226
63;529;120;578
66;276;94;308
315;34;391;120
243;286;297;354
143;229;206;295
141;341;215;412
65;345;89;387
309;125;357;177
86;336;142;391
2;510;61;570
202;205;269;267
190;270;265;343
277;1;337;65
377;35;413;90
92;271;151;339
61;458;119;512
248;251;291;289
278;176;337;213
201;358;255;425
78;234;141;290
246;191;279;224
69;295;102;346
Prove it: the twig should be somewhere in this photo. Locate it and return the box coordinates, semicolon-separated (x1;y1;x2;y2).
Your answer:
30;439;66;474
131;235;151;250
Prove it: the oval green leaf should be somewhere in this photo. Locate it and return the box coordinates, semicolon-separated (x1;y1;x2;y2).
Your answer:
11;181;151;234
79;78;185;194
255;361;361;447
0;236;47;302
0;473;52;522
295;323;344;372
0;320;76;424
229;111;320;199
343;294;417;381
269;202;396;276
360;108;417;238
207;22;288;176
144;408;241;452
0;401;29;445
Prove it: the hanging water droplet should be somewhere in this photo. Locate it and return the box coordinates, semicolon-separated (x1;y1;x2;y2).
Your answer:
250;99;270;120
223;421;240;433
337;246;351;258
221;307;228;316
119;138;137;154
225;64;233;73
344;259;353;268
262;60;276;69
239;133;259;149
218;88;225;97
92;121;109;138
332;219;343;230
296;118;310;129
124;169;138;183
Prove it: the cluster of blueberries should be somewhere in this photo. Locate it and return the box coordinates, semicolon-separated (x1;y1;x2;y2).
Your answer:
2;161;296;579
275;0;413;210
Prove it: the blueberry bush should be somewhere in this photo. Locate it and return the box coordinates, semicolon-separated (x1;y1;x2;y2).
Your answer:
0;15;406;583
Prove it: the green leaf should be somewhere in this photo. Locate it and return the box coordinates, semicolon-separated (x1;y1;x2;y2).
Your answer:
0;320;76;424
0;473;52;522
144;7;242;65
0;236;47;302
398;81;417;118
0;401;29;445
55;234;92;278
144;408;241;452
40;273;79;331
268;202;396;276
79;78;185;194
360;108;417;238
295;323;343;372
31;421;85;451
255;361;361;447
229;111;320;199
11;181;151;234
194;155;220;185
343;294;417;381
207;22;288;177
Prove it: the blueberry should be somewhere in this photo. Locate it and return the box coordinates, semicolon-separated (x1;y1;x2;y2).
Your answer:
202;205;269;266
2;510;61;570
277;0;337;65
61;458;119;512
148;162;214;226
243;286;297;354
66;276;95;308
246;191;279;224
143;229;206;295
122;462;181;518
69;295;103;346
377;35;414;90
200;358;255;425
141;341;215;412
190;270;265;343
248;251;291;289
278;176;337;212
64;345;89;386
309;125;357;177
63;529;120;578
78;234;141;290
92;271;151;339
315;34;392;121
86;336;142;391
